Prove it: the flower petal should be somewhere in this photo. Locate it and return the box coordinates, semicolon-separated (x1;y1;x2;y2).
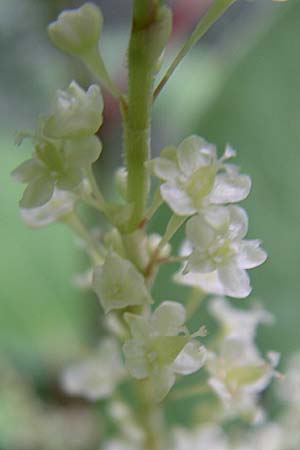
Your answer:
160;182;196;215
149;156;180;182
151;301;186;336
218;262;251;298
174;268;225;295
237;240;267;269
173;341;206;375
186;215;215;249
177;135;216;177
210;173;251;204
11;158;43;183
20;176;55;209
227;205;248;240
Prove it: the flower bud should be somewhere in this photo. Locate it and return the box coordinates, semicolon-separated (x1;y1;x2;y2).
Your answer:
43;81;103;139
48;3;103;56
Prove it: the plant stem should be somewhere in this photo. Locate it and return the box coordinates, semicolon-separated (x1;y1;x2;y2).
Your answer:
122;2;171;231
62;212;104;265
136;379;166;450
86;166;106;208
82;46;124;100
154;0;237;99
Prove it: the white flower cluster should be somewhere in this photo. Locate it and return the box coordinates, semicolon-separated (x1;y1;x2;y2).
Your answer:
206;297;279;422
12;81;103;210
123;301;206;401
61;338;125;401
150;135;267;298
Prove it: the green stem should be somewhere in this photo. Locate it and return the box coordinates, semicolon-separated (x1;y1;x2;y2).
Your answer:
154;0;237;99
86;166;107;210
159;214;187;249
144;214;186;280
62;212;104;265
143;187;163;225
136;379;165;450
82;46;123;100
123;3;171;231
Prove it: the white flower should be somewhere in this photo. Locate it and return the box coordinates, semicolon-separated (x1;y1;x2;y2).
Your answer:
206;338;279;421
149;136;251;216
48;3;103;56
172;425;228;450
235;424;285;450
182;205;267;298
123;301;206;402
276;353;300;406
93;251;153;313
20;188;75;227
61;338;125;401
43;81;103;139
102;440;137;450
174;240;226;295
209;297;273;343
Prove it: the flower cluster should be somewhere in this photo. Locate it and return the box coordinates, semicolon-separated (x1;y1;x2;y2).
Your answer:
12;81;103;209
149;136;267;298
123;301;206;401
10;2;286;450
205;297;279;422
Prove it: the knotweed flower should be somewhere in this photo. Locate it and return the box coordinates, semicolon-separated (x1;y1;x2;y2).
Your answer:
20;188;75;227
149;136;251;216
61;338;125;401
206;338;279;422
180;205;267;298
172;425;228;450
48;3;103;56
93;251;153;313
12;135;102;208
43;81;103;139
123;301;206;401
209;297;273;343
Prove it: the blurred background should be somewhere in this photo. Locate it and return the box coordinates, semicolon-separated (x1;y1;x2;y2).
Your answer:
0;0;299;448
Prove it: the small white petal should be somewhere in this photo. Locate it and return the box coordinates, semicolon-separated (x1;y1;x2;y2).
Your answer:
237;240;267;269
210;173;251;204
160;182;196;215
203;205;230;233
151;301;186;336
173;341;206;375
222;144;236;160
208;377;232;404
20;188;75;227
177;136;216;177
227;205;248;240
150;157;180;181
218;262;251;298
187;250;217;273
186;215;215;249
174;268;225;295
61;339;124;401
209;297;273;342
